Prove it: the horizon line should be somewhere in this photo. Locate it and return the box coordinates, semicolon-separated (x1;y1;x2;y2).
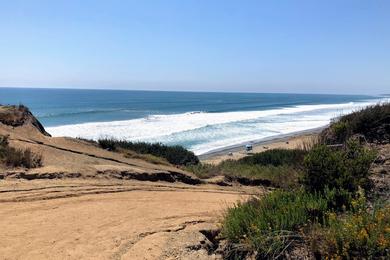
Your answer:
0;86;383;97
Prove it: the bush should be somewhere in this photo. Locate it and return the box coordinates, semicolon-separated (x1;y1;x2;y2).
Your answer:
238;148;307;167
221;190;330;258
187;160;302;188
0;135;42;168
303;140;376;197
187;148;307;188
323;103;390;144
222;186;389;258
331;121;350;144
220;138;378;257
122;149;170;166
310;204;390;258
98;138;117;151
219;106;386;258
98;138;199;166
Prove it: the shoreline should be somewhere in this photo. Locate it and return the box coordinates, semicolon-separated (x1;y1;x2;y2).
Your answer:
199;126;326;164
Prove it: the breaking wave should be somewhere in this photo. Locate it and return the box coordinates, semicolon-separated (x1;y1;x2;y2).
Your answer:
46;99;385;155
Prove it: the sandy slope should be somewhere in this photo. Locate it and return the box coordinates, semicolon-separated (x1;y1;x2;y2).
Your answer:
0;179;260;259
0;121;199;183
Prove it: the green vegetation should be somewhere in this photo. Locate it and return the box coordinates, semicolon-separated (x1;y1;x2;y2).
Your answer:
221;143;388;257
323;102;390;144
121;149;170;166
310;203;390;258
221;190;329;258
222;188;389;259
0;135;42;168
304;140;375;193
219;104;390;258
238;148;307;167
187;148;307;188
98;138;199;166
303;140;376;209
188;160;301;188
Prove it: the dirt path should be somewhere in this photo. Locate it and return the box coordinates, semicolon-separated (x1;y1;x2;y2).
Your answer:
0;180;260;259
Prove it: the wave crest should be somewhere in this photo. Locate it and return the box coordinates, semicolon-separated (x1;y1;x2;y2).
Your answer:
46;99;385;155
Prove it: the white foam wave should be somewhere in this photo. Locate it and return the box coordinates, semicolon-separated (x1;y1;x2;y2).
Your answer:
46;99;386;155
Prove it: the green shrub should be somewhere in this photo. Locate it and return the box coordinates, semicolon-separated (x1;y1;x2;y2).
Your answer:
0;135;42;168
98;138;199;166
221;190;330;258
238;148;307;167
219;105;386;258
331;121;350;144
220;139;378;257
222;185;388;258
122;149;170;166
187;160;302;188
186;163;219;179
324;103;390;144
98;138;117;151
310;204;390;258
303;140;376;198
187;148;307;188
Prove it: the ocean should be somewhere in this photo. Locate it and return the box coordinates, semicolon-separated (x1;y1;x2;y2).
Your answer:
0;88;385;155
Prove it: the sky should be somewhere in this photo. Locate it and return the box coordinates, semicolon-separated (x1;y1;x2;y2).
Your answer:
0;0;389;94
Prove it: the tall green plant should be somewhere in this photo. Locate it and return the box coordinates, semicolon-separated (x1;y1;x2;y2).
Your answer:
221;190;330;258
303;140;375;193
98;138;199;166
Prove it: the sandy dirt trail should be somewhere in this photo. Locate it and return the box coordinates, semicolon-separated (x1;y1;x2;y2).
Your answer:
0;180;259;260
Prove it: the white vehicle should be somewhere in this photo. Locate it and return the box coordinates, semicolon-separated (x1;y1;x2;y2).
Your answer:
245;144;253;152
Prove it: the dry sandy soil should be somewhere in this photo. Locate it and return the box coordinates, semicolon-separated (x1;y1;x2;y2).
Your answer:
0;179;261;260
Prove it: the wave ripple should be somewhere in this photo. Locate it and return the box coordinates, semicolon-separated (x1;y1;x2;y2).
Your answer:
46;100;384;155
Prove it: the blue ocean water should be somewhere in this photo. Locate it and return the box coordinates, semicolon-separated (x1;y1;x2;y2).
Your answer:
0;88;383;154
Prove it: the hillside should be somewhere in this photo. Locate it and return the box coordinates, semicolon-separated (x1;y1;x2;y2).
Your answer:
0;105;264;259
216;103;390;259
0;105;200;183
1;104;389;259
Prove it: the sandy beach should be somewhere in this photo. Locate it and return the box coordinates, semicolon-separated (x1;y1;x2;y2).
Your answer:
199;127;324;164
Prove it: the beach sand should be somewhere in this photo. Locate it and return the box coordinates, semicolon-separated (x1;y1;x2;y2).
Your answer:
199;127;324;165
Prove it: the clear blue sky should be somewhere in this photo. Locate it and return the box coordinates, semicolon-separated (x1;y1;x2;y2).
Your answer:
0;0;389;94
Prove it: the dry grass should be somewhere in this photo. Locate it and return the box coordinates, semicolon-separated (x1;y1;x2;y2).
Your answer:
120;148;171;166
0;135;42;168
